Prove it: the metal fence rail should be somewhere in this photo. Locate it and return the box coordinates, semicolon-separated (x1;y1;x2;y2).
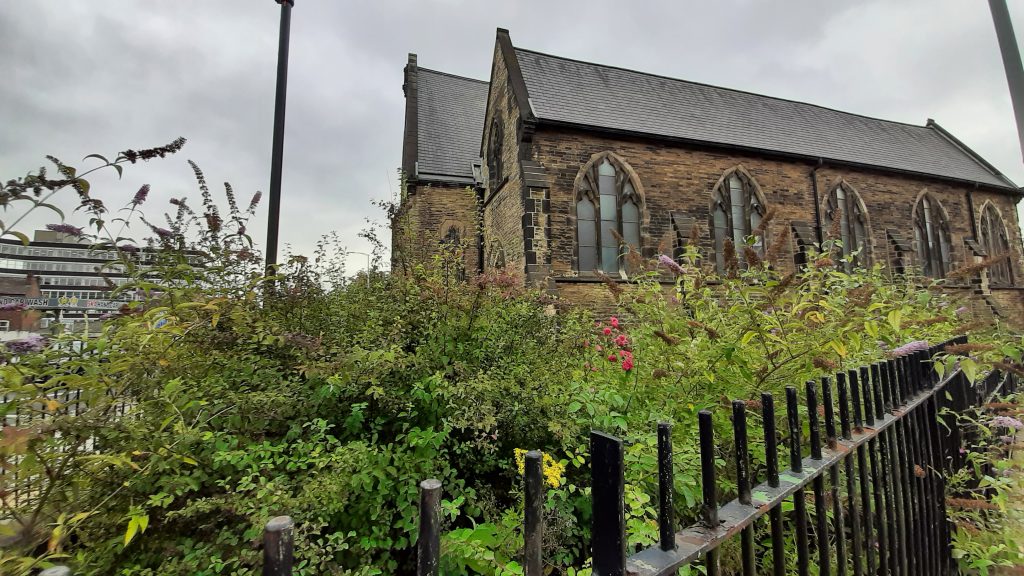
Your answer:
588;335;1008;576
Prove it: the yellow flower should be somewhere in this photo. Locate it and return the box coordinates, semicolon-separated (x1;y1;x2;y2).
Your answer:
514;448;565;488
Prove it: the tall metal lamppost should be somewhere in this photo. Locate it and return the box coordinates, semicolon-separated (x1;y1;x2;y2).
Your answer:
266;0;294;272
990;0;1024;161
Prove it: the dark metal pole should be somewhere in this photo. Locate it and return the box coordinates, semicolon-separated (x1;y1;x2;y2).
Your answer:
989;0;1024;161
266;0;294;271
263;516;295;576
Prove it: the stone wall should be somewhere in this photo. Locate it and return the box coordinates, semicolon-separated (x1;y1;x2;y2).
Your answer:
511;126;1024;324
481;41;527;273
391;183;479;276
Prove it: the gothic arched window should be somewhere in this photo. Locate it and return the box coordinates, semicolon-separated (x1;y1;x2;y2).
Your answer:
576;156;642;276
912;193;953;279
711;169;766;274
980;203;1013;286
441;225;465;281
487;118;504;191
825;183;870;268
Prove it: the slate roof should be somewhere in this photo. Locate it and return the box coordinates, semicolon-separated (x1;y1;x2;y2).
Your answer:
416;68;489;183
513;47;1016;190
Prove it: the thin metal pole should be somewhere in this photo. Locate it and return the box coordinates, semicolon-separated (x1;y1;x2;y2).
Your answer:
591;431;626;576
990;0;1024;161
524;451;544;576
417;479;442;576
763;392;786;576
266;0;293;271
657;422;676;552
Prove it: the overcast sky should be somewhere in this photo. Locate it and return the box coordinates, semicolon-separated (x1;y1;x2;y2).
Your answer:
2;0;1023;272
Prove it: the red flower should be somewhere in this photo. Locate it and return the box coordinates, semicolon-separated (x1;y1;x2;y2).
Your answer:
622;358;634;371
607;354;616;362
614;334;629;347
602;327;612;336
610;316;620;329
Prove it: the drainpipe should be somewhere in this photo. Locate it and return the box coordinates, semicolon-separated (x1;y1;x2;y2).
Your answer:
810;158;825;246
476;187;485;274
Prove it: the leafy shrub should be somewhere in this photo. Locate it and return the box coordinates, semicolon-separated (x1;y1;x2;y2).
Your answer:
1;146;1021;575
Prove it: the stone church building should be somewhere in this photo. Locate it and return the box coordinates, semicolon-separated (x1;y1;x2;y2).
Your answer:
394;28;1024;319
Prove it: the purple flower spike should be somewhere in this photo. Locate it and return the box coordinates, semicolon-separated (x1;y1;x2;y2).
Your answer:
991;416;1024;431
658;254;686;276
131;184;150;206
150;226;174;239
5;334;47;355
45;223;84;237
889;340;930;357
0;302;26;311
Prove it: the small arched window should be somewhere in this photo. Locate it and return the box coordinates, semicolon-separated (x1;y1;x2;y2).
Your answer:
576;157;642;276
825;183;870;268
912;193;953;278
441;225;465;281
979;204;1014;286
487;118;504;191
711;170;766;274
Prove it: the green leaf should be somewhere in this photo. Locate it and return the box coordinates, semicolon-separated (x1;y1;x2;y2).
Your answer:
83;153;110;164
961;358;978;383
113;164;124;179
7;230;29;245
75;178;90;195
124;517;139;546
37;202;65;220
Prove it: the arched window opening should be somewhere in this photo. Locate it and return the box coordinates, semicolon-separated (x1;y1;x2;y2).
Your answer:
825;183;870;269
711;170;766;274
441;226;465;281
575;156;643;276
980;204;1014;286
487;118;504;192
913;193;953;279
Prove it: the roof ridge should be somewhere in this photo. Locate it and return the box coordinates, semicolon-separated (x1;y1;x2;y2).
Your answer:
512;46;934;131
418;67;489;85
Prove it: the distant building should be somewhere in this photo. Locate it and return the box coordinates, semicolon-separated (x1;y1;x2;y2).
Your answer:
0;230;142;332
394;28;1024;322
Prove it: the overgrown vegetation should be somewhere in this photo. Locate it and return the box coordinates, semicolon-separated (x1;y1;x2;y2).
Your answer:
0;144;1021;574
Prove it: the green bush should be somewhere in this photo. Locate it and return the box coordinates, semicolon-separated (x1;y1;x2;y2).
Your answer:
1;147;1020;575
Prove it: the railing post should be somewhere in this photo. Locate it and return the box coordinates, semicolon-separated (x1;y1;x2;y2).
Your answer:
785;386;809;576
417;479;442;576
732;401;755;575
263;516;294;576
698;410;719;576
657;422;676;552
806;381;830;576
762;392;786;576
591;431;626;576
524;451;544;576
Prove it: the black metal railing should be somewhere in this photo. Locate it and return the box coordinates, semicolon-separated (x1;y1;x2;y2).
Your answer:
590;336;976;576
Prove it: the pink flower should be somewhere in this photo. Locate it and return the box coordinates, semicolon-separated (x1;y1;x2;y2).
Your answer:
610;316;620;329
622;358;634;371
602;327;612;336
658;254;686;275
595;345;603;352
607;354;616;362
583;340;590;348
614;334;629;347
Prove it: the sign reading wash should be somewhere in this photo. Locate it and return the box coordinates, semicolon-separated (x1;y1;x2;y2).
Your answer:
0;295;122;310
